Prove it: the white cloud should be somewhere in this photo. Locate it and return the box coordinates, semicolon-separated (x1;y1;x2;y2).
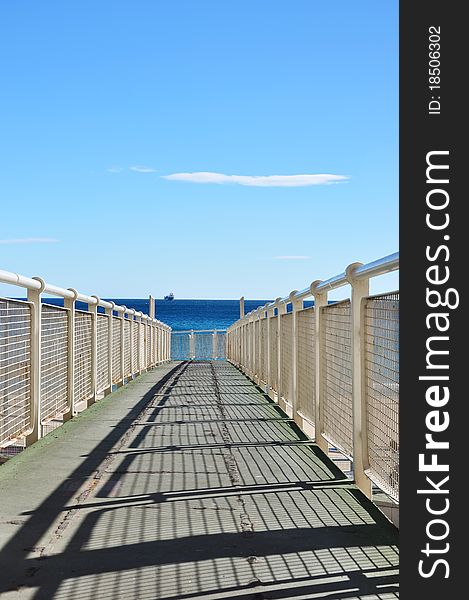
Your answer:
107;166;123;173
275;255;311;260
0;238;59;245
162;171;348;187
130;165;157;173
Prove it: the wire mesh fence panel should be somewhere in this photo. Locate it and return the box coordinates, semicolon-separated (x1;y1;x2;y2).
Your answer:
146;323;152;367
40;304;68;423
123;319;131;377
239;327;243;364
297;306;315;424
171;331;226;360
214;332;226;359
269;316;279;393
321;300;353;458
240;325;245;366
0;299;32;447
242;325;247;367
155;328;161;362
112;317;121;384
96;314;110;393
364;292;399;501
259;319;268;384
280;313;293;402
149;324;154;365
171;332;190;360
142;322;147;368
74;311;93;405
230;330;236;362
195;333;214;359
154;325;158;364
254;321;260;376
139;322;145;369
132;320;138;373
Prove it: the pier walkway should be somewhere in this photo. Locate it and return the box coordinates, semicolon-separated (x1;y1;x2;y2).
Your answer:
0;361;398;600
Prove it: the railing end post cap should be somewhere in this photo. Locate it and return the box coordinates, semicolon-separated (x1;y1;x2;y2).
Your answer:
310;280;322;295
32;276;47;293
67;287;79;301
345;261;364;283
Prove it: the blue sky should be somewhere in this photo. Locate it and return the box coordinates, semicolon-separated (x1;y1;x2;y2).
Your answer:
0;1;398;299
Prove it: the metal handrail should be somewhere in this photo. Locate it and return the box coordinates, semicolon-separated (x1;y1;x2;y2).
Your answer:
231;252;399;325
0;268;171;330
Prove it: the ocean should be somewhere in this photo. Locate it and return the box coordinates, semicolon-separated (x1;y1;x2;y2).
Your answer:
110;299;273;331
40;298;275;331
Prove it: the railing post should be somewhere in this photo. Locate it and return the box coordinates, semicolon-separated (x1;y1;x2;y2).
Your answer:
88;296;99;406
147;320;150;368
63;288;78;420
26;278;45;445
239;296;245;319
147;319;151;368
255;309;261;384
154;322;158;363
104;303;114;396
189;329;195;360
246;322;249;373
249;314;255;379
145;317;149;368
149;321;154;366
154;323;158;365
277;299;286;405
155;323;160;363
346;263;372;499
137;313;142;375
240;324;244;370
143;317;147;370
246;320;250;374
266;304;274;396
311;281;329;454
290;292;302;424
118;307;126;387
257;310;263;383
128;311;135;377
242;323;245;368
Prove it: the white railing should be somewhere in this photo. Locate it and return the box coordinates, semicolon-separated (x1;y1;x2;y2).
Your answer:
226;252;399;502
0;269;172;450
171;329;227;360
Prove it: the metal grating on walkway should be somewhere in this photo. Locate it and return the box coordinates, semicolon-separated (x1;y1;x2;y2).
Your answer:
0;361;398;600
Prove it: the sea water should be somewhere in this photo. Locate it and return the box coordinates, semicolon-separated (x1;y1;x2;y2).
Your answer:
39;298;272;331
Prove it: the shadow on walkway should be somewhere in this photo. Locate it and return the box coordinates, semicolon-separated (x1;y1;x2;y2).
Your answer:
0;361;398;600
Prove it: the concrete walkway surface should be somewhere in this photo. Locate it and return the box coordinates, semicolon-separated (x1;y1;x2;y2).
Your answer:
0;361;398;600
